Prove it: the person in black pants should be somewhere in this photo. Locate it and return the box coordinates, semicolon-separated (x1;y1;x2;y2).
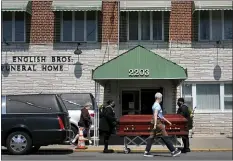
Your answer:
99;100;117;153
144;92;181;157
177;98;192;153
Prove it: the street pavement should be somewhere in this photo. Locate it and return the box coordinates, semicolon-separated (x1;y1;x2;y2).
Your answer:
27;137;232;152
2;137;232;160
2;151;233;160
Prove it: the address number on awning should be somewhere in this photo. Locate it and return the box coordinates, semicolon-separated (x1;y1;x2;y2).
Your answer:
129;69;150;77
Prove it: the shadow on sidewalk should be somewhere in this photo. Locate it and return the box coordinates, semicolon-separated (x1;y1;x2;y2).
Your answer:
153;154;177;157
2;149;73;155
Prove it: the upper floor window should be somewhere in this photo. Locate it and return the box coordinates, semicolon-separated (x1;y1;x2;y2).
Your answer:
199;10;232;41
2;12;25;42
127;11;164;41
61;11;97;42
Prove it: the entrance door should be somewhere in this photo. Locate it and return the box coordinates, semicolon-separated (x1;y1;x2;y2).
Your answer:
122;90;140;115
141;88;163;114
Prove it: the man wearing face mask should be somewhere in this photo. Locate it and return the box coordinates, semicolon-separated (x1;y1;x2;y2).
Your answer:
177;98;191;153
99;100;117;153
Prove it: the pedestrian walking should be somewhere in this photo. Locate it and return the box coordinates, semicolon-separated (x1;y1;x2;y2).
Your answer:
71;102;92;145
177;97;192;153
144;92;181;157
99;100;117;153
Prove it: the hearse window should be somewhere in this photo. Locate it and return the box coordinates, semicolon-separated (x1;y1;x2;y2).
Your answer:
6;95;61;113
55;95;68;113
1;96;6;114
60;93;94;110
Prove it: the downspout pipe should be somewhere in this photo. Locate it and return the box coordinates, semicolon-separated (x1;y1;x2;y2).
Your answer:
117;1;120;55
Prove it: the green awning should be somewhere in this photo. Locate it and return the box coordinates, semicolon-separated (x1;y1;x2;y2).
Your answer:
120;1;171;11
2;1;32;14
52;1;102;11
92;45;187;80
195;1;233;10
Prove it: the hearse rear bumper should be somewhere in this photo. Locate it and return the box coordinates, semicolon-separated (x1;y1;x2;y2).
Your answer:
32;129;72;146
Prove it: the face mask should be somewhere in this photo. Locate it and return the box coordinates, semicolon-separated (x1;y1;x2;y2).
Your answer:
177;102;182;107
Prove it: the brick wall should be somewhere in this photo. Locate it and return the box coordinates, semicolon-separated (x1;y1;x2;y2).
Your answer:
30;1;54;44
169;1;194;42
101;1;119;44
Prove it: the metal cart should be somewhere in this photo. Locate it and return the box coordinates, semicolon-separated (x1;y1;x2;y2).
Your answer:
122;135;183;154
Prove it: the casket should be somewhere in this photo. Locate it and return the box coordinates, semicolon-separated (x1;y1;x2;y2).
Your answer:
117;114;188;136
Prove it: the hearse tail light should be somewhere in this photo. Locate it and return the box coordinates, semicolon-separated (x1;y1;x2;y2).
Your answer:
90;113;95;117
58;116;65;130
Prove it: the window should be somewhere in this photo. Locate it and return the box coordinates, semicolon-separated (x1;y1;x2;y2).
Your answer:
141;12;150;40
199;11;210;40
153;12;162;41
128;12;138;40
224;84;232;110
60;93;94;110
196;84;220;111
128;11;164;41
182;84;193;108
199;10;233;41
6;95;62;113
2;12;25;42
224;10;232;40
61;11;97;42
1;96;6;114
182;83;232;112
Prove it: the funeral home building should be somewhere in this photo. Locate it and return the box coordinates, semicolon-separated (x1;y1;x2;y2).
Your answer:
1;1;232;137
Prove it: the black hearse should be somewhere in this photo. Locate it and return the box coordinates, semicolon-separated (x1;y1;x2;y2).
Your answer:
1;94;71;155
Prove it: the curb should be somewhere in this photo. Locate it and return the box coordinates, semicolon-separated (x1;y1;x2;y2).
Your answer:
73;148;233;153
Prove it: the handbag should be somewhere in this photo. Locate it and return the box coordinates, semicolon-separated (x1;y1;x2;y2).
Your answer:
150;117;163;136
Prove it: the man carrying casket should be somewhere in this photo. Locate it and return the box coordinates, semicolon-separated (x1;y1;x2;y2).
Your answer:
177;98;192;153
144;93;181;157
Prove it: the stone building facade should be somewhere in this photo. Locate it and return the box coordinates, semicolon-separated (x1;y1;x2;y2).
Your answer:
2;1;232;137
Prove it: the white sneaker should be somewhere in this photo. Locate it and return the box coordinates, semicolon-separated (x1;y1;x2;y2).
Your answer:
89;140;93;144
171;149;181;157
144;151;154;157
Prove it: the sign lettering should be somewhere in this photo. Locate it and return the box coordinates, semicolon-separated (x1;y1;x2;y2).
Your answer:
1;56;73;72
129;69;149;77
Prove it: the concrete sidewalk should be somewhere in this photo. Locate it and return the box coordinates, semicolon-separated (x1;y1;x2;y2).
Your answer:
40;137;233;153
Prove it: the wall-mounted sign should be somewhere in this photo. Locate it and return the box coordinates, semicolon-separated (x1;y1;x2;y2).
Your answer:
128;69;150;77
1;56;74;72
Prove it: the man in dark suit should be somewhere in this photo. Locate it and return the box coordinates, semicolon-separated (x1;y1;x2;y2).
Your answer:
177;98;192;153
99;100;117;153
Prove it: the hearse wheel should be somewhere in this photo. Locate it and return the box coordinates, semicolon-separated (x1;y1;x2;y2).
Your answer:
71;125;78;140
124;147;131;154
6;131;32;155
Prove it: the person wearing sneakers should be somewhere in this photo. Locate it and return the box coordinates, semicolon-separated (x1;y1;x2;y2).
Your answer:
144;92;181;157
71;102;92;145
